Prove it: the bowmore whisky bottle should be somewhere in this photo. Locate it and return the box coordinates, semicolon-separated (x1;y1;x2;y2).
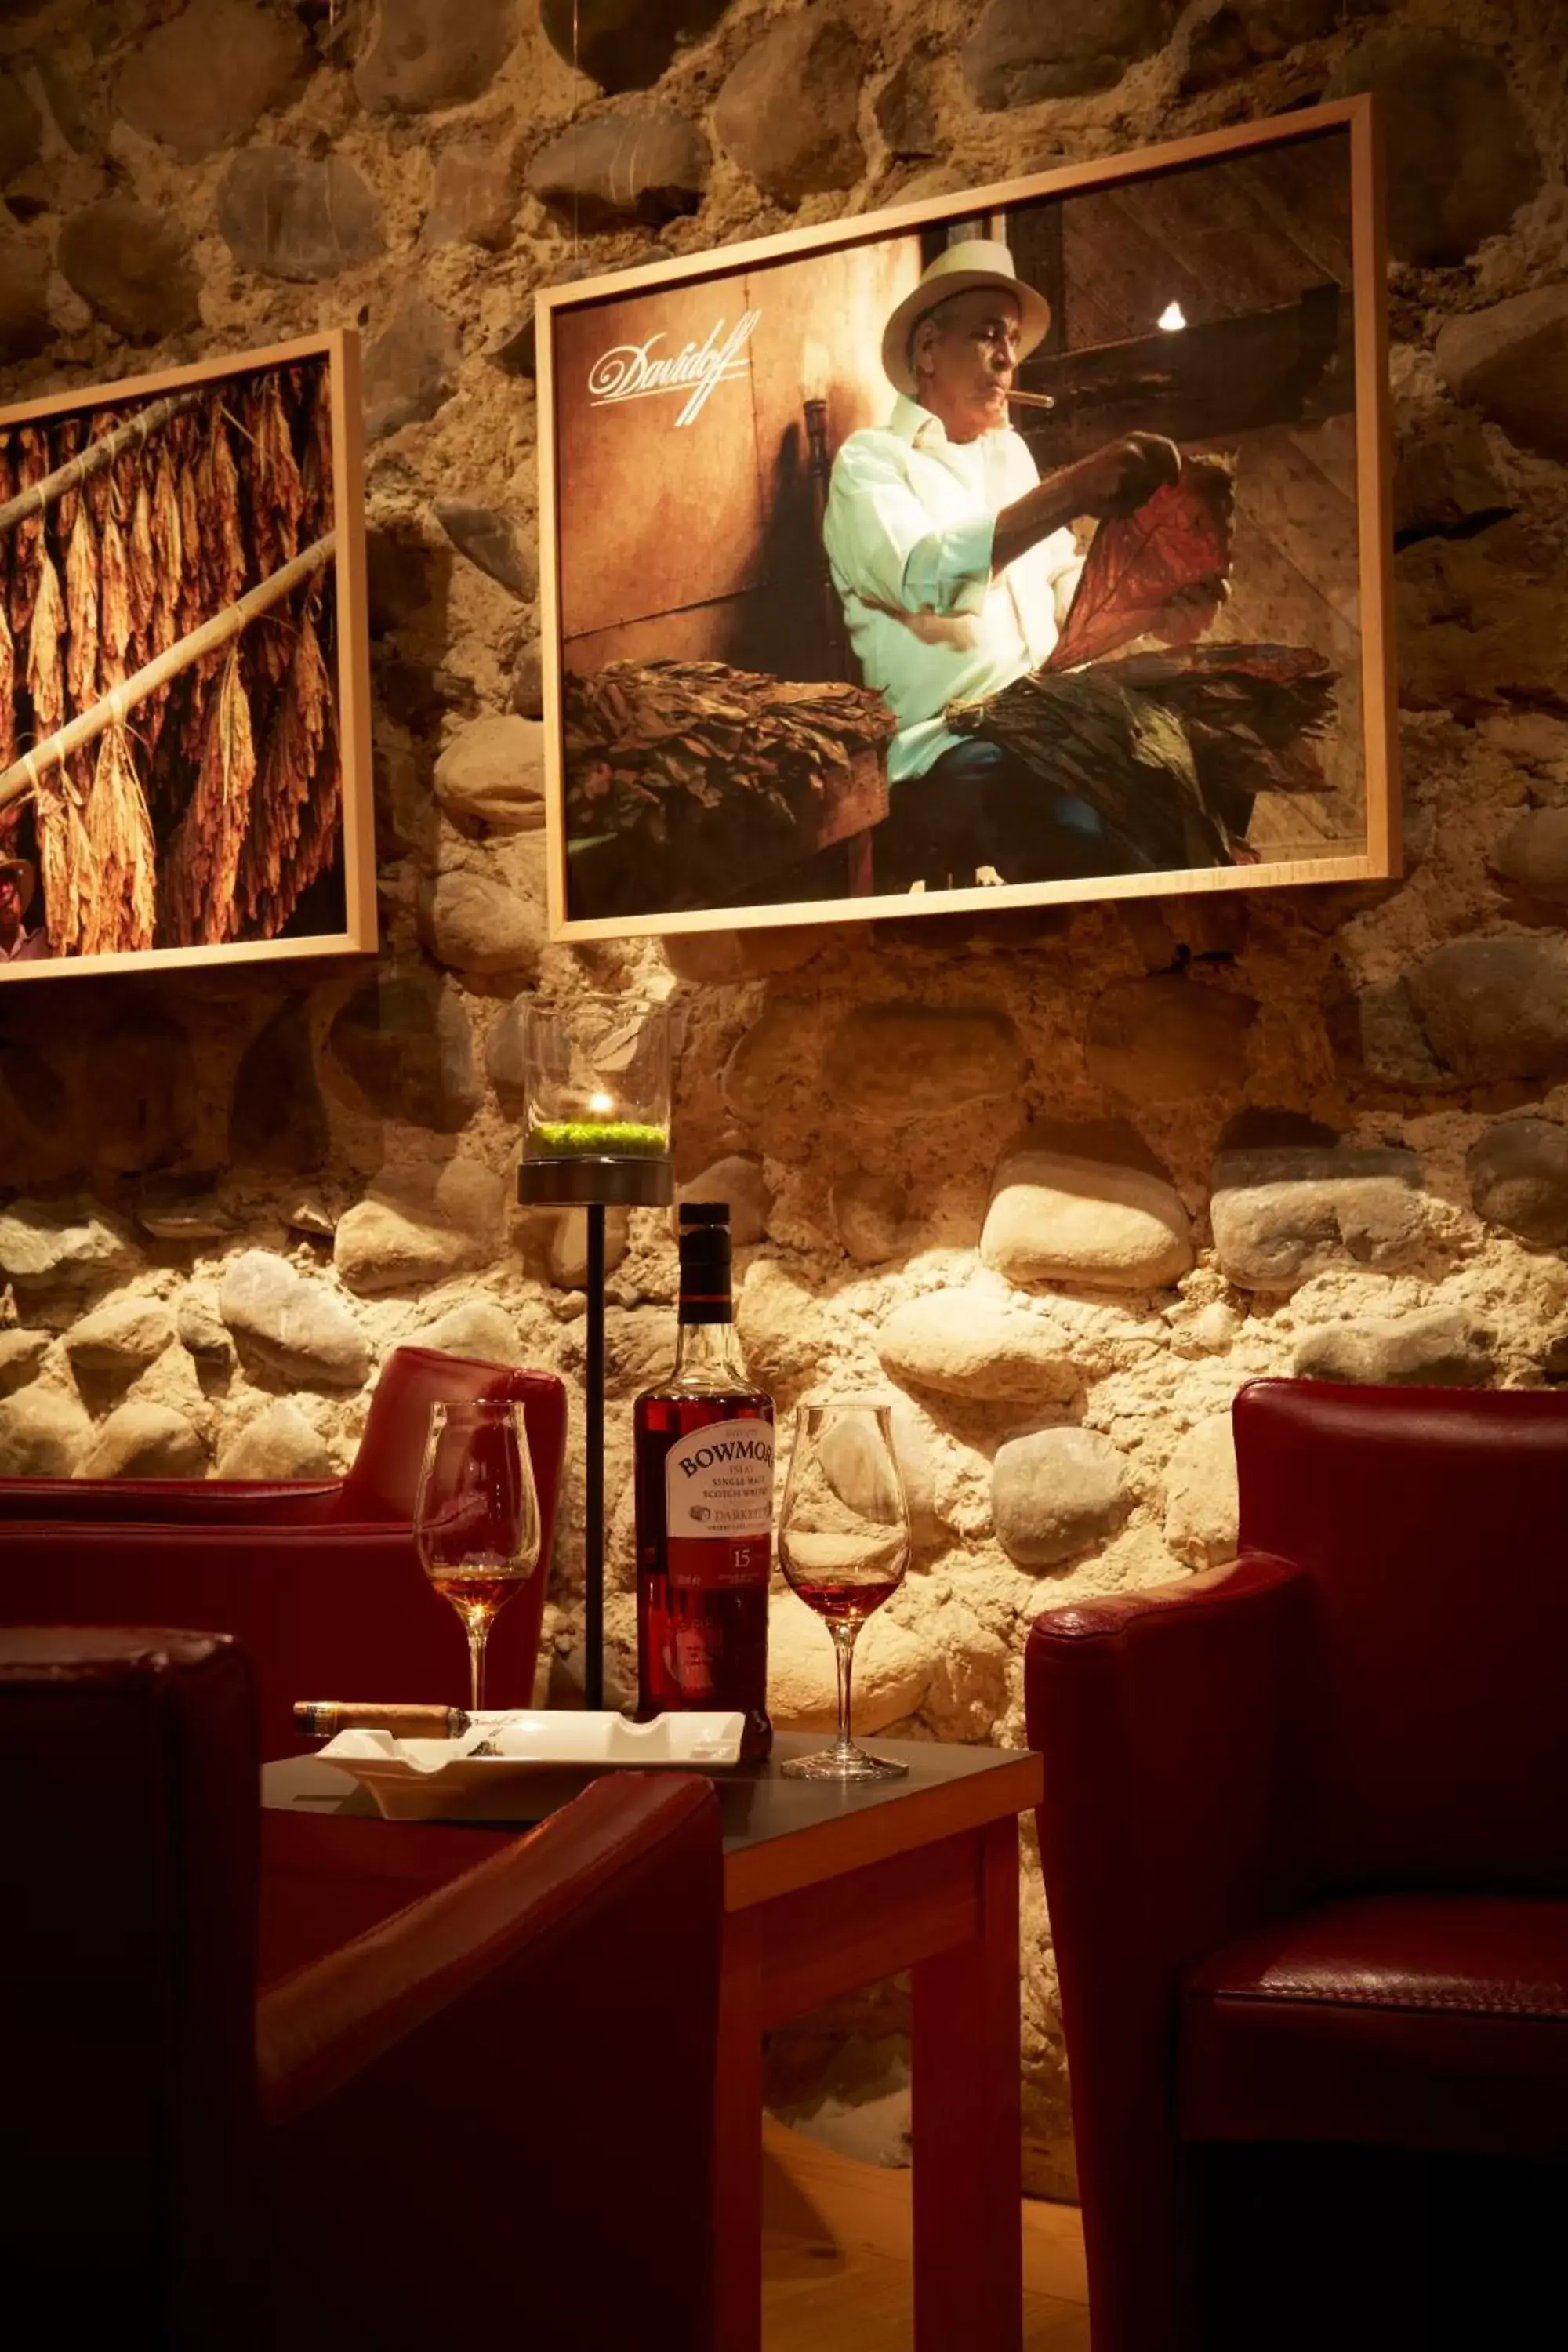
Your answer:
634;1203;774;1759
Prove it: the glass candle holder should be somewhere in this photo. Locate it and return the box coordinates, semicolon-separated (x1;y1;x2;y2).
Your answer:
520;996;673;1207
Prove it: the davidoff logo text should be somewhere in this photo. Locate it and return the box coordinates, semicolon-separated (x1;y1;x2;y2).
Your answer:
586;312;761;427
675;1434;774;1477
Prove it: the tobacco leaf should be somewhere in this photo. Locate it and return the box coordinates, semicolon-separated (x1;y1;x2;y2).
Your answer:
161;644;258;947
1049;453;1236;673
34;765;99;957
238;598;333;936
98;507;132;691
0;431;11;630
53;417;85;541
948;641;1334;870
9;427;49;641
563;657;895;848
127;475;157;653
83;409;119;531
0;601;15;775
175;448;204;641
249;370;306;586
150;441;183;648
198;400;249;617
26;546;65;741
297;361;335;548
64;504;100;714
82;720;157;956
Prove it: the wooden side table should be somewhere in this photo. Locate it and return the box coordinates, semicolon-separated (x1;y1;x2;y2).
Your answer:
263;1731;1043;2351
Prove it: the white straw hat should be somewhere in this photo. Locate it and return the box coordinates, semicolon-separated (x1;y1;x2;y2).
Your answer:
881;238;1051;397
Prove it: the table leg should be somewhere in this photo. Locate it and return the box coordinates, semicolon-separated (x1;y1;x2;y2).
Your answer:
911;1817;1024;2350
713;1907;764;2352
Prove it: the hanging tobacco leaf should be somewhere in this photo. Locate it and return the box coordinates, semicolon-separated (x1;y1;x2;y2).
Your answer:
34;764;99;957
302;361;335;545
150;441;183;649
82;720;157;956
0;437;14;776
98;506;132;692
238;599;332;935
9;427;50;641
249;369;307;583
198;398;249;615
26;546;66;740
1048;453;1237;673
64;503;100;714
161;644;258;947
175;439;204;641
82;409;120;530
53;416;85;540
127;474;157;652
0;601;15;776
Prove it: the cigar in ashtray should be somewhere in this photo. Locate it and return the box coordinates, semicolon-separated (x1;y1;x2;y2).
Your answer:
293;1700;475;1740
1006;388;1056;410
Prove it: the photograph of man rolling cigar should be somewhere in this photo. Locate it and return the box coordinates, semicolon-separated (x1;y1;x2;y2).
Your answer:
543;113;1391;935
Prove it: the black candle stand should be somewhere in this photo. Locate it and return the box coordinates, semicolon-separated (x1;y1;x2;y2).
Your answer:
518;1152;673;1709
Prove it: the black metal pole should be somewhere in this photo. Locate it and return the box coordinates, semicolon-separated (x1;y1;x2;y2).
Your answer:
517;1156;669;1713
584;1200;606;1711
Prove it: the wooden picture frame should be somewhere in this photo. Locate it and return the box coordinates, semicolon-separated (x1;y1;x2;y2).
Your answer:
536;97;1397;941
0;328;375;983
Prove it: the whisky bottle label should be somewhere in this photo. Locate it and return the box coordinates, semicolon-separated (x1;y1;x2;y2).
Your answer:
665;1420;774;1537
665;1418;774;1590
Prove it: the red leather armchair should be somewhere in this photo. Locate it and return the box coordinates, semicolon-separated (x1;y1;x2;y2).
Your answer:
0;1348;566;1754
4;1625;722;2350
1027;1379;1568;2352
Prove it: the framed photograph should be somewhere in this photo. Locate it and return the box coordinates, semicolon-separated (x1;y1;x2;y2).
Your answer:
0;329;374;982
536;97;1396;940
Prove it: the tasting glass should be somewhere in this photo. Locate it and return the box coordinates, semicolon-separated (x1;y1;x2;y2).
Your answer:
777;1402;912;1783
414;1399;542;1717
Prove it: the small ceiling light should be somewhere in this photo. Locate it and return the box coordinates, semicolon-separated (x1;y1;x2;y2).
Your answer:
1157;302;1188;332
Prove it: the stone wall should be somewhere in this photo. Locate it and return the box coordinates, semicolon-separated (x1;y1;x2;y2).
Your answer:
2;0;1566;2194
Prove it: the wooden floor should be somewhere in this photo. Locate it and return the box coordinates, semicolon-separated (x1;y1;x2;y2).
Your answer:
761;2119;1091;2351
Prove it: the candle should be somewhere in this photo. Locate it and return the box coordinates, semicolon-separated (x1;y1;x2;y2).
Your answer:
521;1001;672;1163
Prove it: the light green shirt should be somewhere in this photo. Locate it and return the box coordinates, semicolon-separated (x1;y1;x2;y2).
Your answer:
823;395;1083;782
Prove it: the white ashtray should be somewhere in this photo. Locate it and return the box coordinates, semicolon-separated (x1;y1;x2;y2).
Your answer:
316;1711;748;1821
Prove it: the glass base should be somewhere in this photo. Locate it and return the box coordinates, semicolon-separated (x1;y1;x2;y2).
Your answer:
779;1742;909;1783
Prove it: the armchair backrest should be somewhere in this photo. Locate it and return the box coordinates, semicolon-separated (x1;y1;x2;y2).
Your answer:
1234;1379;1568;1896
1;1628;262;2345
340;1346;568;1526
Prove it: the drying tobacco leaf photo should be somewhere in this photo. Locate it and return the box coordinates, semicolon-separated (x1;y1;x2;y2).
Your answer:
0;345;354;977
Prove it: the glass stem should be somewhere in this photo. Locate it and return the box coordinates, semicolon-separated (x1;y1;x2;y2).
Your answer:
830;1621;861;1756
466;1624;488;1718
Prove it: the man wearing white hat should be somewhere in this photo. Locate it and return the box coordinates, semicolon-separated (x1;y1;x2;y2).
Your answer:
823;238;1182;889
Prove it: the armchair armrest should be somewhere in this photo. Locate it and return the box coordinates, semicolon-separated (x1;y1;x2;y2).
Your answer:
256;1772;717;2123
1028;1548;1308;1957
1025;1549;1308;2350
259;1773;723;2350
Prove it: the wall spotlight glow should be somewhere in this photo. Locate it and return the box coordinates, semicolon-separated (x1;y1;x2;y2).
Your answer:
1157;302;1188;332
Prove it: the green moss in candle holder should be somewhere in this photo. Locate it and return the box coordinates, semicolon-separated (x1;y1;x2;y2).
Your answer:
528;1120;670;1157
